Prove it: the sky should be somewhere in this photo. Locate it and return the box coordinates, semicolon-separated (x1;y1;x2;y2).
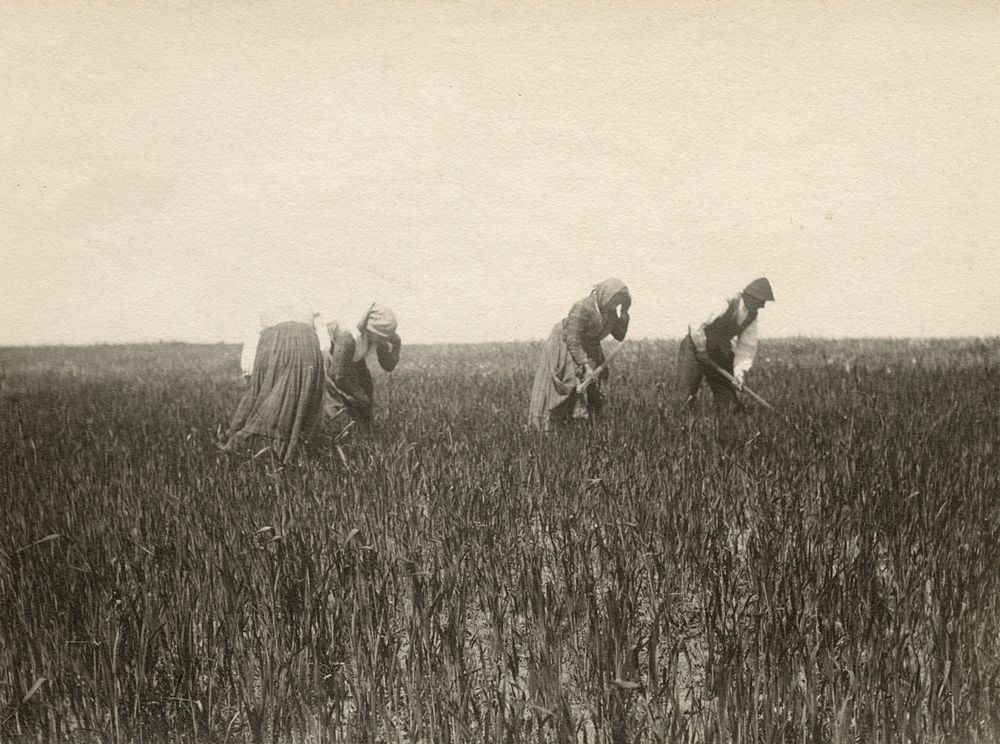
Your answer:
2;0;998;345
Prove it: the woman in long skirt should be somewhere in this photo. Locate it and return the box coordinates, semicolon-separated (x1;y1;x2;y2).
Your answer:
220;305;328;463
528;278;631;431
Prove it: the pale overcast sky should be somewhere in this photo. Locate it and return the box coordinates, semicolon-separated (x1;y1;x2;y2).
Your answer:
2;0;998;345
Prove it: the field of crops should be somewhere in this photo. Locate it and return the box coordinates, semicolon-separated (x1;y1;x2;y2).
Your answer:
1;338;998;743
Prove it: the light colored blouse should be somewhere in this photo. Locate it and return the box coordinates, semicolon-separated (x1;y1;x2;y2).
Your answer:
688;294;760;379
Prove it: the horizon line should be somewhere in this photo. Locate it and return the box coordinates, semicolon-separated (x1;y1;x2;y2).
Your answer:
1;334;997;350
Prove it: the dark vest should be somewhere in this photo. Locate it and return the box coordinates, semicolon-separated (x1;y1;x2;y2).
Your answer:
705;297;757;354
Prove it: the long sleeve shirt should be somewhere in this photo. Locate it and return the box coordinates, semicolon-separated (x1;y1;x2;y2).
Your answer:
240;303;328;376
688;295;759;379
563;295;629;372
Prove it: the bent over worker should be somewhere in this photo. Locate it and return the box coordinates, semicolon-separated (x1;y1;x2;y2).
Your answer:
221;302;329;463
677;277;774;410
528;278;631;431
321;303;401;426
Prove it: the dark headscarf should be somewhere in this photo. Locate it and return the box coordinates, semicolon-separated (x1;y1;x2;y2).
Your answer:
593;278;629;312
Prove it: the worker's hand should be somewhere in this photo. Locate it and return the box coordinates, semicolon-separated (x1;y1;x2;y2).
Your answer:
734;370;745;391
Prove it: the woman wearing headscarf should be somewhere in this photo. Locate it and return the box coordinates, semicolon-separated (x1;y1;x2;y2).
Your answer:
677;277;774;411
220;302;329;463
528;278;631;431
321;303;401;426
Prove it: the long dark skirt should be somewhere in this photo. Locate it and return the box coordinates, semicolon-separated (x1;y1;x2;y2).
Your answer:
222;321;324;463
675;333;739;408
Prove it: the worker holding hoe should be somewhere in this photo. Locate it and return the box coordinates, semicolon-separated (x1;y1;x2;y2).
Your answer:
528;277;631;431
322;303;401;428
677;277;774;412
220;300;400;464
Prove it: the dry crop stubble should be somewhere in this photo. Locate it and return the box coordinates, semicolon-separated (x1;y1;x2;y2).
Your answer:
1;339;998;743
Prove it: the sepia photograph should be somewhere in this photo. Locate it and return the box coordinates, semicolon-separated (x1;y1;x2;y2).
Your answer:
2;0;998;741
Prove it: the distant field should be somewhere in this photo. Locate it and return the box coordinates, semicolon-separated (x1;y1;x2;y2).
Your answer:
1;338;998;743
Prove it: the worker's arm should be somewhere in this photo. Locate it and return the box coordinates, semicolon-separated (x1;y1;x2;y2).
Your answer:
731;317;760;385
239;315;262;377
376;332;401;372
313;313;331;353
563;303;599;371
